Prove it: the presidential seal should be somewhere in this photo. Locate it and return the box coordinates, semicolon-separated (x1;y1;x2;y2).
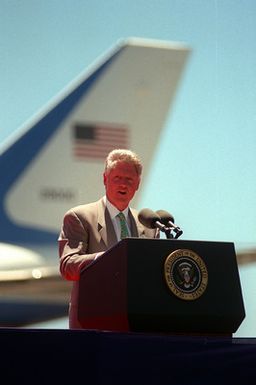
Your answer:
164;249;208;300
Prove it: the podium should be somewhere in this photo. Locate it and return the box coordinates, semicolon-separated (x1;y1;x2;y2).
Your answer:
78;238;245;335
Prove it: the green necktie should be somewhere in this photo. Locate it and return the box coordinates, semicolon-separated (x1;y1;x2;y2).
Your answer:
117;212;129;239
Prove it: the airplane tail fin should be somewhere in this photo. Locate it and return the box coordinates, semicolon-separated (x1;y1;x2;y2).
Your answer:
0;37;190;244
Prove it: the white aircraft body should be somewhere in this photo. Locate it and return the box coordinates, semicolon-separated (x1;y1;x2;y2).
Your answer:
0;37;190;325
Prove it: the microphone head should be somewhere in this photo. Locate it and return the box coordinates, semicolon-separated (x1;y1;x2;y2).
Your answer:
138;208;161;229
156;209;175;225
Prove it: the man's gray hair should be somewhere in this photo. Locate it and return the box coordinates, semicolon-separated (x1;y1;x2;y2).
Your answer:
104;149;142;176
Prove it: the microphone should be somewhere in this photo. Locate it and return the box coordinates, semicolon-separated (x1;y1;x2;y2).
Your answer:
138;208;168;233
156;209;183;239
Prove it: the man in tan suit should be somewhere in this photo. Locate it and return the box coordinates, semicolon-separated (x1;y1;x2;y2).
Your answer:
58;149;158;328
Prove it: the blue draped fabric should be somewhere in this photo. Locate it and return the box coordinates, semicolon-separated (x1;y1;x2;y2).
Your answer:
1;329;255;384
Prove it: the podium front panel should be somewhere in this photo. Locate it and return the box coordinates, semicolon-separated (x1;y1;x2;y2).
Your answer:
125;238;245;334
78;238;245;334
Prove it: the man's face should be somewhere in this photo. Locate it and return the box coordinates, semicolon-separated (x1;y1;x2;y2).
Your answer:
103;161;140;211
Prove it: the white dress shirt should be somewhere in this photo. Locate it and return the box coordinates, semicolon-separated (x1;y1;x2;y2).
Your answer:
104;196;131;241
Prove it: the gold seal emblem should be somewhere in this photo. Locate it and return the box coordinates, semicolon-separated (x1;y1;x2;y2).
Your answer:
164;249;208;300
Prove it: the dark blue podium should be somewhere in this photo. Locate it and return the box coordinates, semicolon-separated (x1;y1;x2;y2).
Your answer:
78;238;245;335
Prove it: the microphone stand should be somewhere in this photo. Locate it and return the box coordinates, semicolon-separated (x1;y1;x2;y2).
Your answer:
173;228;183;239
163;226;173;239
162;226;183;239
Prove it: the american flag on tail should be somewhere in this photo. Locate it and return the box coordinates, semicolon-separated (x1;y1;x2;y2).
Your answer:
73;123;129;160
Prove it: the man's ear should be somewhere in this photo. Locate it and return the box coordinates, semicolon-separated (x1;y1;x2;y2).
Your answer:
136;177;141;191
103;172;107;186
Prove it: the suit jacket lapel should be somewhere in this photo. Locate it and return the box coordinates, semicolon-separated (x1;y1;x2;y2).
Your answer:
97;199;147;247
97;198;117;248
129;208;146;237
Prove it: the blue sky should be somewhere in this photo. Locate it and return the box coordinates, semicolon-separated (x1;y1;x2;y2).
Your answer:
1;0;256;250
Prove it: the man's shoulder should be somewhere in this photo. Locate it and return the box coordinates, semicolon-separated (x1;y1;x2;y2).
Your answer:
129;207;158;238
129;207;139;218
65;197;105;217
